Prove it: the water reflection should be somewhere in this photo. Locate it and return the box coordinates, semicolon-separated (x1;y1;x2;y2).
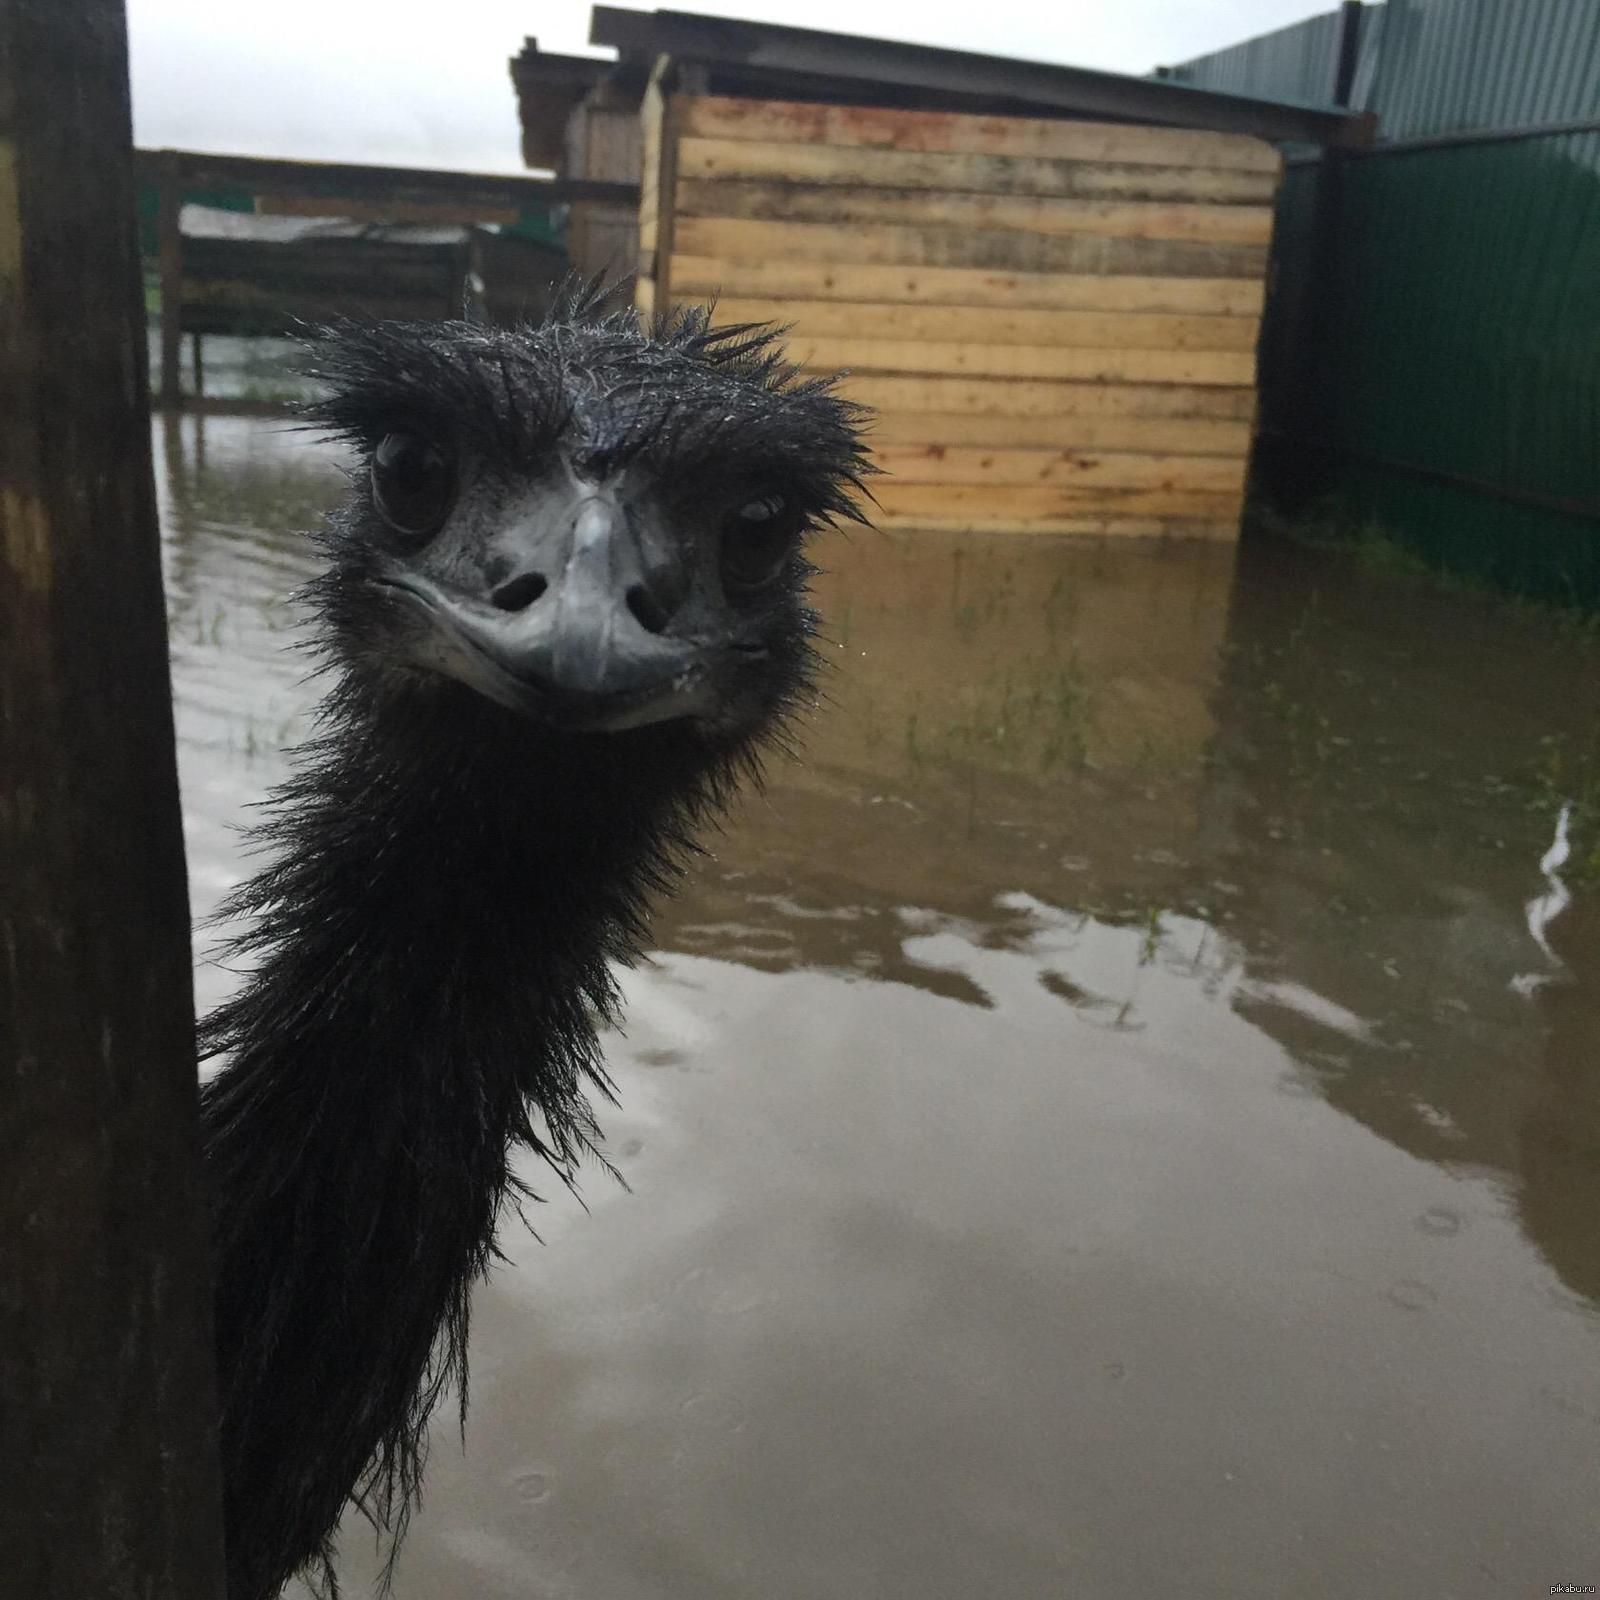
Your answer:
158;415;1600;1597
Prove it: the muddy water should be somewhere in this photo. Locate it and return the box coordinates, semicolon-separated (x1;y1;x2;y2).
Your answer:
158;412;1600;1599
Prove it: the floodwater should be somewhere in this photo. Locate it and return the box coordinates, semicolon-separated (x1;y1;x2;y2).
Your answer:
157;410;1600;1599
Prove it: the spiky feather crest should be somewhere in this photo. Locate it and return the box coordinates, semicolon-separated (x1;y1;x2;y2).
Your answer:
299;288;875;532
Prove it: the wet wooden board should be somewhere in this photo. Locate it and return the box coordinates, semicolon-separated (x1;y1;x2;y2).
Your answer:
675;179;1275;245
710;297;1260;351
255;195;520;227
869;481;1247;520
677;94;1283;173
829;374;1258;420
870;446;1250;492
641;93;1282;542
672;216;1269;279
792;338;1256;386
862;412;1255;456
675;136;1281;204
669;257;1267;316
869;512;1243;539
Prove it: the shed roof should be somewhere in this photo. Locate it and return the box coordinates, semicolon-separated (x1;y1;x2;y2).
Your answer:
586;7;1374;146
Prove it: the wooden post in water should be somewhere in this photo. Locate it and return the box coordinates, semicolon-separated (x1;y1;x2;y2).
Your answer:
157;150;184;407
0;2;227;1596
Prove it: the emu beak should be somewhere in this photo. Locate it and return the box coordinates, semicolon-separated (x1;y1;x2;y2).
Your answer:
387;493;711;731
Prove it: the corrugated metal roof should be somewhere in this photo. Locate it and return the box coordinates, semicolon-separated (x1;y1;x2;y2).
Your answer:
1370;0;1600;138
588;7;1370;146
1168;0;1600;141
1160;7;1378;109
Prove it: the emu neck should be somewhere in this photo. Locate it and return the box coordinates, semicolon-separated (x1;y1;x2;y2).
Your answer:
202;676;726;1600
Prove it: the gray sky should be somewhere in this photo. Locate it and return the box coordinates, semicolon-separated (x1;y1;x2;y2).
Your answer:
128;0;1333;174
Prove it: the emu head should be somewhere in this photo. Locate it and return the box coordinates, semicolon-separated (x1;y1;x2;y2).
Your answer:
304;304;872;744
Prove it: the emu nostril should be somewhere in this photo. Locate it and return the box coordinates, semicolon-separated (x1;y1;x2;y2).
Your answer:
491;573;548;612
625;583;674;635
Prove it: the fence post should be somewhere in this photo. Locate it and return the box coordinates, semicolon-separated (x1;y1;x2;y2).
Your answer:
1333;1;1365;106
0;2;227;1596
158;150;185;408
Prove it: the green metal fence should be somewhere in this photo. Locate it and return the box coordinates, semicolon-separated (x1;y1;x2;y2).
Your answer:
1175;0;1600;605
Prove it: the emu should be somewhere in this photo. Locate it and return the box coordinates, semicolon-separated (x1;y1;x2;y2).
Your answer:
199;301;869;1599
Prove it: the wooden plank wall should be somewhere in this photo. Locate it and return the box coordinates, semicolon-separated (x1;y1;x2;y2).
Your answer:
567;85;644;288
639;90;1283;538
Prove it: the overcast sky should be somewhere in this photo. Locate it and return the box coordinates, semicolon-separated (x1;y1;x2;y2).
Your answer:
128;0;1333;174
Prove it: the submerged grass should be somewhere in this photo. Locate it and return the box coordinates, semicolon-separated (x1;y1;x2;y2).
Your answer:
1249;496;1600;644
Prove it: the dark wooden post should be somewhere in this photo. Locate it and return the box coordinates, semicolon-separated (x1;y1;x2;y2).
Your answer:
157;150;184;407
0;3;227;1597
1332;0;1365;107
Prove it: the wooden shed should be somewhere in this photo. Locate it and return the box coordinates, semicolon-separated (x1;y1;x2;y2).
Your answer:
518;9;1372;540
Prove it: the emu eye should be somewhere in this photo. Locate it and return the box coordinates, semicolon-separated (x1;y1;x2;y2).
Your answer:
371;431;454;540
721;492;801;589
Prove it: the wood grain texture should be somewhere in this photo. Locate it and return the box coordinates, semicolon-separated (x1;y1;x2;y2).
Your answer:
870;511;1241;539
675;136;1281;203
255;195;521;227
660;92;1269;544
677;178;1275;245
673;216;1269;278
710;297;1260;352
863;411;1255;455
831;374;1258;420
677;94;1283;173
791;336;1257;386
669;256;1267;315
0;2;227;1594
871;445;1249;492
870;481;1247;521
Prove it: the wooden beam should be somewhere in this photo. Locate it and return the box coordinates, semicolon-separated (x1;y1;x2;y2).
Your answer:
863;410;1255;455
830;373;1258;420
0;4;227;1596
676;178;1276;244
668;255;1266;315
789;335;1257;385
638;56;680;311
157;150;182;408
674;134;1283;202
870;511;1240;539
254;194;521;227
676;94;1287;172
134;147;639;211
707;296;1261;351
672;215;1269;277
869;481;1246;520
870;445;1250;492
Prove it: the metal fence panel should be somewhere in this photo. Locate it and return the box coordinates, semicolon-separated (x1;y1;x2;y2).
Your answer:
1171;0;1600;603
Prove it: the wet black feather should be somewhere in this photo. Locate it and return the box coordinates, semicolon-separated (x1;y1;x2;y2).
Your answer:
200;291;871;1599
